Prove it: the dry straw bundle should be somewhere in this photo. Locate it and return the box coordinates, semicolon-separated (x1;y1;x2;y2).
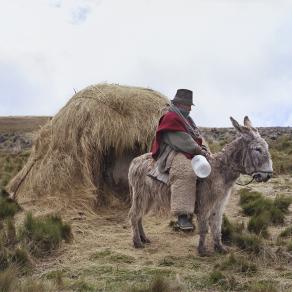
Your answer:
7;84;169;214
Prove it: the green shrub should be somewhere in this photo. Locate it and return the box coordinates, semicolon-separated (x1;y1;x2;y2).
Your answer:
0;152;30;190
274;195;292;213
270;207;285;224
239;189;263;206
0;189;10;198
279;226;292;238
0;197;20;220
208;270;226;285
221;215;262;254
239;189;291;237
216;253;257;275
221;214;244;244
20;213;72;257
241;197;273;217
247;211;270;238
233;233;262;254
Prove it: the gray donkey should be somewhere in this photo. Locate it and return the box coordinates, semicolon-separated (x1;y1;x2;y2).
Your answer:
128;116;273;255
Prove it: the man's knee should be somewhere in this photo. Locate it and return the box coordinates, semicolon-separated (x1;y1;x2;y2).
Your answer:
169;154;196;182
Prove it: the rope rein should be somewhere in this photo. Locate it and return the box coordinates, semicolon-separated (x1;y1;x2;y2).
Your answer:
235;177;255;186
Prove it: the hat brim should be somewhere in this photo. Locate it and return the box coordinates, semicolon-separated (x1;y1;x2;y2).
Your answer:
171;99;194;106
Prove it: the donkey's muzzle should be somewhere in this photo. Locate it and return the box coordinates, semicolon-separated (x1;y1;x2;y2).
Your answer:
253;172;273;182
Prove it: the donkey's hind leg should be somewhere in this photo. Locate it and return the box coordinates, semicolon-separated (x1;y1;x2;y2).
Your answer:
129;214;144;248
138;218;150;244
129;192;144;248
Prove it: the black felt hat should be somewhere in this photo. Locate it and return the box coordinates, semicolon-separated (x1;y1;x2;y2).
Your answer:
171;89;194;105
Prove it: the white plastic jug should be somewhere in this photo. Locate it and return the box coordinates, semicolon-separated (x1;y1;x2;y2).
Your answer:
191;155;211;178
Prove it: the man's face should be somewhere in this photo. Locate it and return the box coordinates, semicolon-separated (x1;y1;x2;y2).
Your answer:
175;103;192;112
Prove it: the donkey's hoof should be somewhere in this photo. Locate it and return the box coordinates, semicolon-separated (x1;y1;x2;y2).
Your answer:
198;247;212;257
214;244;229;254
133;241;144;249
141;236;151;244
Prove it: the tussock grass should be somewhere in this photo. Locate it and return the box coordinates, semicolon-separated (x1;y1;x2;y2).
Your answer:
19;213;72;257
274;195;292;213
5;219;17;246
248;280;278;292
158;256;176;267
109;253;135;264
45;270;64;287
269;134;292;175
0;268;55;292
208;270;225;285
10;248;32;272
128;276;182;292
207;270;239;290
0;152;30;189
287;241;292;252
0;237;32;273
233;233;263;254
215;253;257;275
247;210;270;238
18;278;54;292
221;215;263;254
0;245;9;271
238;189;292;237
90;249;135;264
70;279;95;291
239;189;263;206
222;214;244;244
0;196;20;220
279;226;292;238
0;266;17;292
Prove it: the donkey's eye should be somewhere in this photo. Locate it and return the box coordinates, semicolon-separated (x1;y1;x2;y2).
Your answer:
255;147;262;153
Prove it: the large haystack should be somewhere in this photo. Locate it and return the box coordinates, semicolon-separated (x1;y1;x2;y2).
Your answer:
7;84;169;213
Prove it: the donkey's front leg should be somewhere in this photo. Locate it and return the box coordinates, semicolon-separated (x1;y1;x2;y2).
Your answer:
209;205;229;254
197;213;211;256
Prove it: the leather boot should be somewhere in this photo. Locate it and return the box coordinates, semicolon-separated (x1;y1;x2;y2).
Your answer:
177;214;194;231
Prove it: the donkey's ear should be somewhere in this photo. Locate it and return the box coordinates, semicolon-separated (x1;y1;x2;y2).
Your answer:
230;117;242;133
244;116;259;133
244;116;252;128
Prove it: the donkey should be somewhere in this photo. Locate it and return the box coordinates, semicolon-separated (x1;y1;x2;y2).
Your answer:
128;116;273;255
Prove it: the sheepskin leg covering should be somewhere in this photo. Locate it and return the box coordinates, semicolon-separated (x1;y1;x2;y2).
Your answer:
169;153;197;215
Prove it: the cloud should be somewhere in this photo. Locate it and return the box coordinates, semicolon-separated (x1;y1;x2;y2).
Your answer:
0;61;54;115
0;0;292;126
71;5;91;24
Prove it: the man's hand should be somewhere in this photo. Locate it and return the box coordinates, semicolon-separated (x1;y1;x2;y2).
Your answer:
201;144;208;152
201;146;212;159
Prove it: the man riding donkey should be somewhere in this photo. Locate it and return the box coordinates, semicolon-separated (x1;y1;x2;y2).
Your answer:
149;89;210;231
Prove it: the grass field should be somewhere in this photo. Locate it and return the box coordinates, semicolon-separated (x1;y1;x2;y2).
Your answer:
0;116;50;133
0;117;292;291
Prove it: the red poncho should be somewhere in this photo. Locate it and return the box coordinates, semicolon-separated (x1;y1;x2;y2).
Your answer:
151;111;202;160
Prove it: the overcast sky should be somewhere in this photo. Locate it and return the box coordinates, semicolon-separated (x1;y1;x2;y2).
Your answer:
0;0;292;127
